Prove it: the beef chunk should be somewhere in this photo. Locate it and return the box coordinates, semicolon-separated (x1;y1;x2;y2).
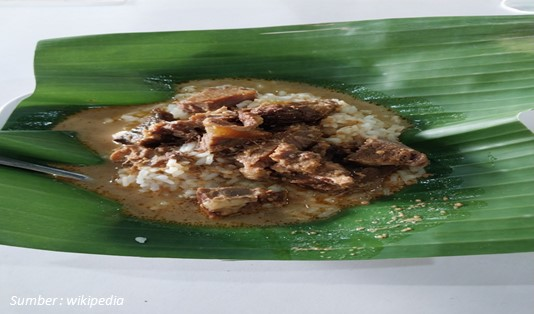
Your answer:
109;145;178;167
287;162;355;192
235;142;278;180
175;86;257;113
310;141;331;158
235;125;321;181
114;106;243;150
152;108;176;121
112;108;196;148
145;119;203;146
112;110;167;146
350;166;398;188
238;139;356;192
196;187;288;218
201;114;270;153
112;130;141;146
346;138;429;167
319;138;366;162
110;145;154;164
269;143;354;192
202;106;239;121
270;143;323;174
114;119;202;148
238;110;264;128
155;119;203;139
250;99;338;128
278;124;322;150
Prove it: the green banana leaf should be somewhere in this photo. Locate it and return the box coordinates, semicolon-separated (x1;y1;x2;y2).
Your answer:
1;16;533;260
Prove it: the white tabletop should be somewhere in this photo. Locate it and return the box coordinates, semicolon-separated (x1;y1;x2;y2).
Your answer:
1;1;533;313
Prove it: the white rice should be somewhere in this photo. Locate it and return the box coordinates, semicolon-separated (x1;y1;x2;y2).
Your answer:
321;99;404;143
118;152;253;197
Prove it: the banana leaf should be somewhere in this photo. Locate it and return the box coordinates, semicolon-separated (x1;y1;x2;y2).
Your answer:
1;16;533;260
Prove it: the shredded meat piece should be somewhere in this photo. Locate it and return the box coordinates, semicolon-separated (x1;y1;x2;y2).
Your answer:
175;86;257;113
250;99;338;128
196;187;288;218
346;138;429;167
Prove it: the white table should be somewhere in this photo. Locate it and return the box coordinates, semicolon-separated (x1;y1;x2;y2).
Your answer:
1;1;533;313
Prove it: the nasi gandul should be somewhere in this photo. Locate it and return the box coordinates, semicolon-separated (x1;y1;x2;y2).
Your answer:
56;79;429;227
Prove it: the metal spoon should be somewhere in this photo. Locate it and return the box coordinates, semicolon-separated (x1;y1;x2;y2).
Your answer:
0;156;91;181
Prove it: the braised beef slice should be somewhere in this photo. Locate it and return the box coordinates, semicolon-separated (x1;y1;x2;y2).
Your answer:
269;143;354;192
346;138;429;167
196;187;288;218
250;99;338;128
176;86;257;113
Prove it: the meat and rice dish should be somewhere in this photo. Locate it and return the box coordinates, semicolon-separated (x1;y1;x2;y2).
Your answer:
55;79;429;227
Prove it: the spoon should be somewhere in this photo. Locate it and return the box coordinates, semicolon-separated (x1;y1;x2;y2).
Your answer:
0;156;91;181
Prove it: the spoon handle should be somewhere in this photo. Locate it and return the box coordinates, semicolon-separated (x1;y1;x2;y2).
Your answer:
0;156;91;181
